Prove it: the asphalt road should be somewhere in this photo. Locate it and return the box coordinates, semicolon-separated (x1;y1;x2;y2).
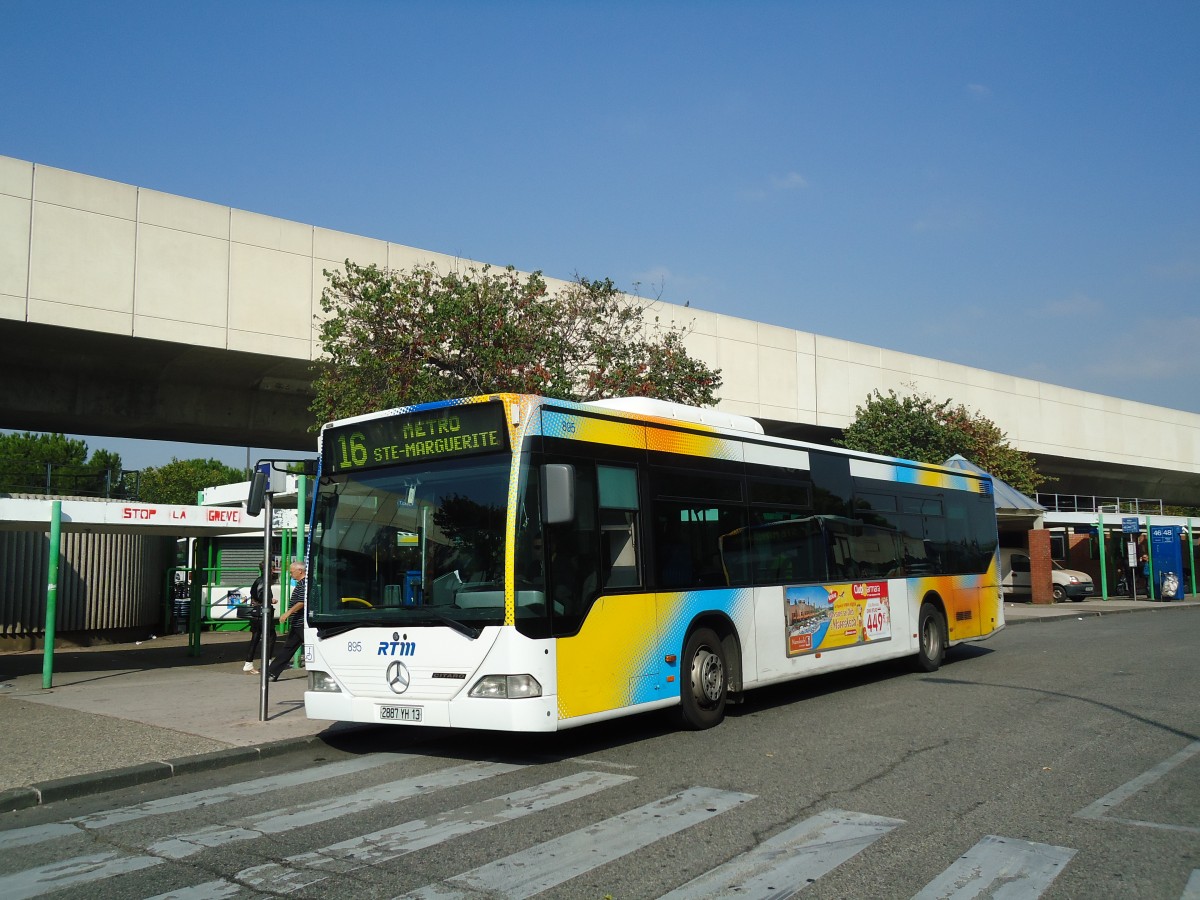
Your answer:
2;609;1198;899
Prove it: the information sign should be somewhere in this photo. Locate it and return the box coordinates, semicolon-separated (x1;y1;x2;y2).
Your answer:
324;402;509;474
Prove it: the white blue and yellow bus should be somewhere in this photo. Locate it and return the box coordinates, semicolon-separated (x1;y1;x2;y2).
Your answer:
303;393;1002;731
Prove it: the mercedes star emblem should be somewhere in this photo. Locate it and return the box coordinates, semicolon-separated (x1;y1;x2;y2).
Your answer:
386;660;411;695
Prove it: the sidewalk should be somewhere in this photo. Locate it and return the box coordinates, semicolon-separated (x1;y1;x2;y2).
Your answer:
2;597;1197;814
0;630;367;813
1002;595;1200;621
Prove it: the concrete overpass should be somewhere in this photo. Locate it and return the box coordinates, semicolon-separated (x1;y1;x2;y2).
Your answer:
3;154;1199;505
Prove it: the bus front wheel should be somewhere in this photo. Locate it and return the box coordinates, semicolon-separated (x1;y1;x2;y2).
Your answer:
679;627;727;730
915;603;946;672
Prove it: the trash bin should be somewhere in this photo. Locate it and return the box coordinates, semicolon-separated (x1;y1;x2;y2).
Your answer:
1160;571;1181;601
172;597;190;633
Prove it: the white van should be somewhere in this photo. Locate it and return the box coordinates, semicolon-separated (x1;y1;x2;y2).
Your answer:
1000;548;1095;602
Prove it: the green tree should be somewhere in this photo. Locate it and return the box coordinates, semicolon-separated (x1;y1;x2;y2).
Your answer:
837;389;1047;496
138;458;248;505
0;432;126;496
85;448;129;496
311;262;722;425
938;403;1045;495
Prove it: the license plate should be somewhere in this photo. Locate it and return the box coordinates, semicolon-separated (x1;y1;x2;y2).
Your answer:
379;705;422;722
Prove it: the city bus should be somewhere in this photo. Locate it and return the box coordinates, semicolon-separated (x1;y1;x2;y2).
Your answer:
303;393;1002;732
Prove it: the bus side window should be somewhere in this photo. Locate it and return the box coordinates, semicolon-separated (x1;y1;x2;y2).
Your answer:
598;466;640;589
655;504;748;588
600;509;638;587
742;513;823;585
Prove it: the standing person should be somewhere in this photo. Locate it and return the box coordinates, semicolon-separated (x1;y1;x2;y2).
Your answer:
242;565;275;674
267;561;307;682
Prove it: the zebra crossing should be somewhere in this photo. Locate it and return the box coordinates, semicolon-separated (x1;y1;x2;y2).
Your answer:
0;751;1184;899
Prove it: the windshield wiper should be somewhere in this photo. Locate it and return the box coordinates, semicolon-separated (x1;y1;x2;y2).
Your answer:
315;620;389;639
411;611;481;640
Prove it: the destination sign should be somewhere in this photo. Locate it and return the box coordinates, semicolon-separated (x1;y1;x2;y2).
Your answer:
325;402;508;474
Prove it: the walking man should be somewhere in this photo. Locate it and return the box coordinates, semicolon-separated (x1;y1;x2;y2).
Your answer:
267;560;307;682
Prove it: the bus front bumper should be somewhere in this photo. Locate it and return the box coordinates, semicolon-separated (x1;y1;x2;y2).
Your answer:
305;690;561;732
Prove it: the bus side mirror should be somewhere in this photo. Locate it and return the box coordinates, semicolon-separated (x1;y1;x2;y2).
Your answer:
542;464;575;524
246;470;268;516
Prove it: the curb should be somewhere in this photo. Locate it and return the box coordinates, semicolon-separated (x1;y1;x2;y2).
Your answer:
1004;601;1199;627
0;734;325;814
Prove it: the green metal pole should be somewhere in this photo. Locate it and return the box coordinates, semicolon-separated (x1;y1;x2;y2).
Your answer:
1189;518;1196;598
206;539;216;626
1097;510;1107;601
296;474;307;670
260;490;273;721
42;501;61;689
281;526;291;610
196;488;206;640
297;474;307;561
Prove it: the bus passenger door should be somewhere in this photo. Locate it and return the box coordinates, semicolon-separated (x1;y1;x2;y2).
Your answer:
550;458;660;720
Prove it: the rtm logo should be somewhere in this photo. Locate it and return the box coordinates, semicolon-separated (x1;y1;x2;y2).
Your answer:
378;641;416;657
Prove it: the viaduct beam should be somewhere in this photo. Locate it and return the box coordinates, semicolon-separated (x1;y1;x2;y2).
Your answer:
3;154;1200;505
0;320;315;450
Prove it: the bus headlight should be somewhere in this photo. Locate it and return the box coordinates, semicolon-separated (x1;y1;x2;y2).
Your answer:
469;674;542;699
308;670;342;693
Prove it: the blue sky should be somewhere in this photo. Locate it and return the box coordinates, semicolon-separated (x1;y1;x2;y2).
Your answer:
3;1;1198;470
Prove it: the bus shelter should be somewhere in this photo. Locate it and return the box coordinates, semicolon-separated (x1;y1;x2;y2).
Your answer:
0;495;270;680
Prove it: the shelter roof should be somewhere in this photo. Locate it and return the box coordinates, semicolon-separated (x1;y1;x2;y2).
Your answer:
943;454;1045;515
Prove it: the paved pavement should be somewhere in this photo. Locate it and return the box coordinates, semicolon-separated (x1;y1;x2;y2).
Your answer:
2;596;1197;814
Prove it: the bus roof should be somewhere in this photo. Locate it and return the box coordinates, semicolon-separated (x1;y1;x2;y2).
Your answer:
319;394;991;487
586;396;764;434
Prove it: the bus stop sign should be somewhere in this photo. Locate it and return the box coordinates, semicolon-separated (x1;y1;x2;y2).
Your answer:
1121;516;1140;533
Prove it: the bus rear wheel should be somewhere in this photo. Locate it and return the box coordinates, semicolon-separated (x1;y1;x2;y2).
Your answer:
679;627;727;730
915;603;946;672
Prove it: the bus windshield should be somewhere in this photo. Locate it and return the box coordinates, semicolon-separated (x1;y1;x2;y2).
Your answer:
309;454;511;634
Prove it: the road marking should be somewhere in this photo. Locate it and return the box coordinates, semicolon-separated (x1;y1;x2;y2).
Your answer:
658;808;905;899
0;759;523;899
147;760;524;859
401;786;755;900
569;756;639;770
1;755;1106;900
1076;740;1200;834
232;770;635;893
1181;869;1200;900
912;834;1075;899
0;850;163;900
0;753;409;852
142;883;243;900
